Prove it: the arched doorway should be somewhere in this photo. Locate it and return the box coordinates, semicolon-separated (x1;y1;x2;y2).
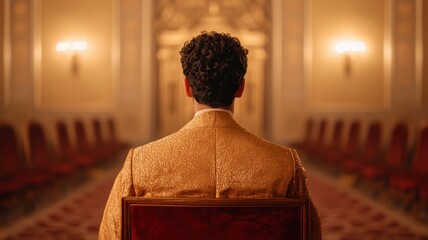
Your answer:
154;0;270;137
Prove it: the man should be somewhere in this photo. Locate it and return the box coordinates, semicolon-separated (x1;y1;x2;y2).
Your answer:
99;31;322;239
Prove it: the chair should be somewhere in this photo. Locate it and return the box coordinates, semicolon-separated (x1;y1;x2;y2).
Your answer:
28;122;75;175
122;198;309;240
324;120;361;165
360;122;408;180
0;124;49;195
389;123;428;194
92;119;117;159
56;121;95;168
93;119;103;145
56;121;73;158
73;119;106;164
74;120;91;153
292;118;314;151
1;124;26;195
1;124;51;224
340;121;382;173
304;119;327;157
92;119;125;160
319;119;344;160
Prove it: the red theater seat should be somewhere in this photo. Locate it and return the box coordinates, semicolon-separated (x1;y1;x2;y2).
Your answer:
389;123;428;193
73;119;103;164
122;198;309;240
28;122;75;176
360;122;408;180
56;121;95;168
324;120;361;165
340;122;382;173
74;120;91;153
419;185;428;201
0;124;49;195
0;124;25;195
292;118;314;151
305;119;327;157
92;119;116;159
56;121;73;158
73;119;125;163
319;119;344;160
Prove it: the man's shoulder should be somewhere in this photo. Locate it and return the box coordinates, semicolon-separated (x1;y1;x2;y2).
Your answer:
134;132;178;150
132;128;193;154
243;130;296;152
224;129;298;160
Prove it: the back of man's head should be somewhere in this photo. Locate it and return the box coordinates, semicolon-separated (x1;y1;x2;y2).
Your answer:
180;31;248;108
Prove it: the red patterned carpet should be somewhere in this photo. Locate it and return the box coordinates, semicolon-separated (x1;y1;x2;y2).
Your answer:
0;167;118;240
308;167;428;240
1;162;428;240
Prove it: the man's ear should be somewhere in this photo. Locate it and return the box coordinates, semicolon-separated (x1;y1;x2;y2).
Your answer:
235;78;245;98
183;78;193;97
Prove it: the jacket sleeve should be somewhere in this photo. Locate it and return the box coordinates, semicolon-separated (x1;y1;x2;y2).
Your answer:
286;148;323;240
99;149;136;240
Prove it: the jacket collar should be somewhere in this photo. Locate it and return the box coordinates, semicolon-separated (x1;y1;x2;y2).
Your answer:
183;110;242;130
194;108;233;117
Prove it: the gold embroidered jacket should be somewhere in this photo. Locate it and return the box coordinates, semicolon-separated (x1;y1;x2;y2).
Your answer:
99;111;322;239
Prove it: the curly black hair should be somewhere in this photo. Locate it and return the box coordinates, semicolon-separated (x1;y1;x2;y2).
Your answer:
180;31;248;108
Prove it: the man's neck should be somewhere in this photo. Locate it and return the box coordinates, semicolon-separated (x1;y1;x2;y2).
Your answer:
193;100;234;114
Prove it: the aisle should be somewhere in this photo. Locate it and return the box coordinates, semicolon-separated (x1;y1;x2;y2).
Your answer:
1;163;428;239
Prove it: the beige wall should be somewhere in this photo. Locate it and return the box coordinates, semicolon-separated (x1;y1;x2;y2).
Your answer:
38;0;114;110
0;0;118;159
0;0;427;148
310;0;386;110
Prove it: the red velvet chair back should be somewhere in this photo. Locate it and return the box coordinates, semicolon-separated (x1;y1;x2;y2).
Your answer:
361;122;382;161
386;123;408;168
0;124;21;175
123;198;309;240
92;119;103;145
107;118;117;143
56;121;73;158
28;122;50;166
74;120;89;152
304;118;314;143
316;119;327;146
330;119;343;148
344;120;361;154
412;125;428;172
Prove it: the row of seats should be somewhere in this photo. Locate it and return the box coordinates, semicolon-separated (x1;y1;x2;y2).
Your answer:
0;118;129;198
293;118;428;213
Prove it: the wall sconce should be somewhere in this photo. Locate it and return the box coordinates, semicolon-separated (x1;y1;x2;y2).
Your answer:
56;41;87;76
335;41;366;75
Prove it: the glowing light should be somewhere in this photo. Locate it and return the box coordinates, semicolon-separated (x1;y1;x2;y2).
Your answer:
56;42;70;52
335;41;366;54
56;41;87;52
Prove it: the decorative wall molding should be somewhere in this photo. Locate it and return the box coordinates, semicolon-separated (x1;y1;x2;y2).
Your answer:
154;0;270;31
0;0;9;108
391;0;420;109
8;0;34;108
154;0;270;137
